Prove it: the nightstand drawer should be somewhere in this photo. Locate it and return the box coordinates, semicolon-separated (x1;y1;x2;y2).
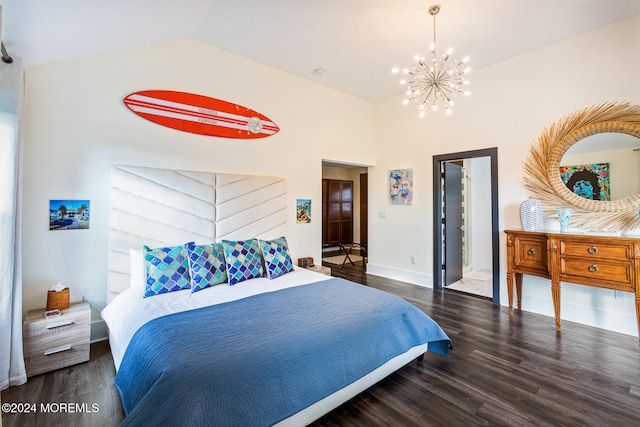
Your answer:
23;303;90;338
23;326;90;358
24;340;90;377
23;302;91;376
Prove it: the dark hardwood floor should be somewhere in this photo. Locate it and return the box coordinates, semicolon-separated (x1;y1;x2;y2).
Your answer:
1;339;123;427
3;261;640;426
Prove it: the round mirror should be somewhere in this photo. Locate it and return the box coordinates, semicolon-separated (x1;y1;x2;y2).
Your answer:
524;102;640;232
561;133;640;201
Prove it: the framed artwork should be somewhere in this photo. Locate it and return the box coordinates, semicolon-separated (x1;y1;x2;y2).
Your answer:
296;199;311;223
389;169;413;205
50;199;91;230
559;163;610;201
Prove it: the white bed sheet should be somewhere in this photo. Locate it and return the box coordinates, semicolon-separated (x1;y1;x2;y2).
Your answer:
101;266;331;370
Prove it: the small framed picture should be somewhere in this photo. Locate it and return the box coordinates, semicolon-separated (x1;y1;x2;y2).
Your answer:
50;200;90;230
296;199;311;223
389;169;413;205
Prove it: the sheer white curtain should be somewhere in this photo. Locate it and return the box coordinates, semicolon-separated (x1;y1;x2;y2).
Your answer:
0;56;26;390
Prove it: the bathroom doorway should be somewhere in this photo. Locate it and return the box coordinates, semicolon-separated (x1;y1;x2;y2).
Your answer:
432;148;499;303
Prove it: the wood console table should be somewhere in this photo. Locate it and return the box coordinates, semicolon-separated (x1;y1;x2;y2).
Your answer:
505;230;640;335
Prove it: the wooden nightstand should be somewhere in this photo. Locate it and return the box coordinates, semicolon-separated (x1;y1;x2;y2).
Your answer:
23;302;91;377
307;265;332;275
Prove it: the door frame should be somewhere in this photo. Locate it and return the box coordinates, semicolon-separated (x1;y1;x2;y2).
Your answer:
359;173;368;251
432;147;500;304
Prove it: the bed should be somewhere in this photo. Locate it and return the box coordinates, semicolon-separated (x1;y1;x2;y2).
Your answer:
102;165;452;426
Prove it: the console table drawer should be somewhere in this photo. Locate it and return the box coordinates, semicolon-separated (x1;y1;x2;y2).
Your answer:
559;241;632;260
514;236;547;272
560;257;633;287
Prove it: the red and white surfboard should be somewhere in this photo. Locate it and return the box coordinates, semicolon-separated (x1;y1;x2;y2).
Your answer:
123;90;280;139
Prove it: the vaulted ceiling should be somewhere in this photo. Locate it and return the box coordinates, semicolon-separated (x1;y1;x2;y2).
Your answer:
2;0;639;102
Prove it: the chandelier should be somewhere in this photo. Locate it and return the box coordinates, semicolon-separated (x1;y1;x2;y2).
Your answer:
392;4;470;117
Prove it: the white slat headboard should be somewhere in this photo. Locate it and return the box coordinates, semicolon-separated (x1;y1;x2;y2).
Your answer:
215;173;288;240
106;165;287;302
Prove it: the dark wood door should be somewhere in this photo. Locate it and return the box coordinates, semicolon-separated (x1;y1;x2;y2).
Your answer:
360;173;368;250
444;162;463;286
322;179;353;247
322;179;329;245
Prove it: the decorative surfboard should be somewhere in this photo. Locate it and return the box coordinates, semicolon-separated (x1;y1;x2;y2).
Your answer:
123;90;280;139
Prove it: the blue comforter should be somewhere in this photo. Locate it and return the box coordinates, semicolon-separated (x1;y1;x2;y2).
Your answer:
115;278;451;426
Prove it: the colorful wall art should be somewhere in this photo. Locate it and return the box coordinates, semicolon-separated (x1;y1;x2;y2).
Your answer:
559;162;610;201
50;199;91;230
389;169;413;205
296;199;311;223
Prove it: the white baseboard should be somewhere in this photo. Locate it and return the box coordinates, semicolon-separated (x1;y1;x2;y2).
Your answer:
367;265;638;337
512;294;638;337
366;263;433;288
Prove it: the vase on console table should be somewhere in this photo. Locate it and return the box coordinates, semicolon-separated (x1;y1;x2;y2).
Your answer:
556;208;572;233
520;197;544;231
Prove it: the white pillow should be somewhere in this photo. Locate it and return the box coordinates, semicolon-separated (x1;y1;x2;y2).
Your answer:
129;248;146;293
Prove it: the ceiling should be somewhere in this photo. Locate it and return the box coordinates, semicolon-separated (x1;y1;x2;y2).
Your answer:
2;0;639;102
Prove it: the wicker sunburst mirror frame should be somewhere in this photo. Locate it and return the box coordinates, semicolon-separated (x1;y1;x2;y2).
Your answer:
523;101;640;232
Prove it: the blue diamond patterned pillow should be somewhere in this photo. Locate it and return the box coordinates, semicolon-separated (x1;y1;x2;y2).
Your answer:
222;239;264;285
186;242;227;292
143;243;192;297
259;236;294;279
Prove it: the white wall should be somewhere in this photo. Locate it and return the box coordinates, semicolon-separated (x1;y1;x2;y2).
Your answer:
468;156;492;272
370;15;640;336
21;39;375;317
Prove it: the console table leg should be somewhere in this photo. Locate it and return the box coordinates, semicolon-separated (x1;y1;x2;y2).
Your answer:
515;273;523;311
635;293;640;338
507;272;514;315
552;281;561;330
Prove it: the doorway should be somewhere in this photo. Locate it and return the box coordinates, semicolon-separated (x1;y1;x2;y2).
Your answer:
321;162;369;269
432;148;499;304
